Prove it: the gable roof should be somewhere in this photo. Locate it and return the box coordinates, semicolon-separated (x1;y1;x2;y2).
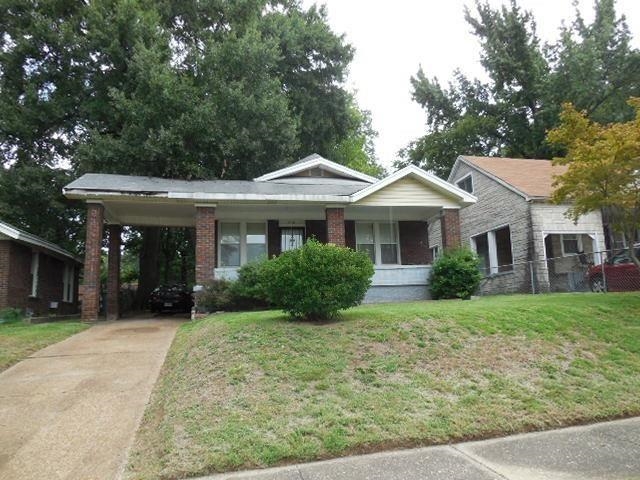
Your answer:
0;220;81;263
351;165;477;206
456;156;568;199
253;154;378;184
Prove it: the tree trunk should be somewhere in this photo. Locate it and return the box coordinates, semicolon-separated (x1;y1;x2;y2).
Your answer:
135;226;161;310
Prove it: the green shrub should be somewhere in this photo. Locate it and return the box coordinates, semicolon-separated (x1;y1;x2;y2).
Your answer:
261;239;374;320
0;307;24;324
430;248;482;300
230;258;270;309
195;279;235;312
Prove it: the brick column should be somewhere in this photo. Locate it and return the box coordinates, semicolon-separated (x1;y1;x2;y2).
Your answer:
326;208;345;246
82;203;104;321
441;208;461;250
195;206;216;285
106;224;121;321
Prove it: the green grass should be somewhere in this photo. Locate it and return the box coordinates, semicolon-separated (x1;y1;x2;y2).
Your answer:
127;293;640;479
0;320;89;371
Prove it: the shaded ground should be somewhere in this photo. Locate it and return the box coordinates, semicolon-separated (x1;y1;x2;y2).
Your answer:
0;318;182;480
0;320;88;371
127;293;640;480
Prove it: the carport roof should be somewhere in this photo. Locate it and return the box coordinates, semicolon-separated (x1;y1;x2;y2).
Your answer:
64;173;369;198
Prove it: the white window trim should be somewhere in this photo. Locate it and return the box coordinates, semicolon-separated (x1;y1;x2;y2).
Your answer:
356;221;401;265
30;252;39;297
62;264;74;303
218;221;267;267
560;233;584;257
470;224;514;275
455;173;474;194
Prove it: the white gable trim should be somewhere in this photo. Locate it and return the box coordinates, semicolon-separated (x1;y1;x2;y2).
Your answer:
0;220;81;262
254;154;377;183
350;165;477;206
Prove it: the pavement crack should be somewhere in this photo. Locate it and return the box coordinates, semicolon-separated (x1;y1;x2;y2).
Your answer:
450;445;511;480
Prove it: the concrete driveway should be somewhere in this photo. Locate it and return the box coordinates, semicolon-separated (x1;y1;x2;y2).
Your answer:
0;318;183;480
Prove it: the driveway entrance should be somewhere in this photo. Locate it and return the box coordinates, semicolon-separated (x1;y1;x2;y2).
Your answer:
0;318;182;480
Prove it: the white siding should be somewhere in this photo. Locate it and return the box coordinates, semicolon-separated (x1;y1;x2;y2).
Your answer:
356;177;460;208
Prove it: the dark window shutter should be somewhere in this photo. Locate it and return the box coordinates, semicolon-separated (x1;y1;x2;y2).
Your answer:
345;220;356;249
267;220;281;258
398;221;430;265
305;220;327;243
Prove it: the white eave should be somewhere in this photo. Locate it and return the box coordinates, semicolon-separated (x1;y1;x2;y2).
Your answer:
253;154;378;184
0;220;81;263
349;164;477;206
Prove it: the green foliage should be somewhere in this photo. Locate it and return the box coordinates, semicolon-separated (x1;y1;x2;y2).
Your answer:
0;308;23;325
230;259;270;309
196;280;235;313
547;98;640;269
430;249;482;300
261;239;374;320
399;0;640;178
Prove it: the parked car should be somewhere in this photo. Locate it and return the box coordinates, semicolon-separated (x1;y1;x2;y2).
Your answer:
587;244;640;292
149;284;193;313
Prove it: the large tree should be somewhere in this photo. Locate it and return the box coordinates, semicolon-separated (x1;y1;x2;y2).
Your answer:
547;99;640;269
1;0;379;304
400;0;640;179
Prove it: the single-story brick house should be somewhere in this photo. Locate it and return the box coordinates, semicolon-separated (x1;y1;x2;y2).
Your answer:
429;156;606;294
64;154;476;321
0;220;81;316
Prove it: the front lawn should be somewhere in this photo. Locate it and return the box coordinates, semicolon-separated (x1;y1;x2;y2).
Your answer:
0;320;89;371
128;293;640;479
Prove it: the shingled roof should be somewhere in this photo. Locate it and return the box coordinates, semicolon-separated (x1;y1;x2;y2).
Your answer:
459;156;568;199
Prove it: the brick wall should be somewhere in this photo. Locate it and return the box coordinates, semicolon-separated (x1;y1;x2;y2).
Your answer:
399;221;431;264
326;208;345;246
195;206;216;284
82;203;104;321
441;209;461;249
0;240;10;309
1;240;79;315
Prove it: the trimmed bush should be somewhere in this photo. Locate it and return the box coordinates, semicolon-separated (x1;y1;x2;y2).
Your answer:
230;259;270;309
261;239;374;320
430;248;482;300
0;308;23;324
195;279;235;312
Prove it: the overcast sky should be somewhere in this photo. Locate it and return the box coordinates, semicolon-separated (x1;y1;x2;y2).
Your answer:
300;0;640;168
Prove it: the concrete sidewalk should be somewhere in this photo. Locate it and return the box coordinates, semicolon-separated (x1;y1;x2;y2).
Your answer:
0;318;182;480
199;417;640;480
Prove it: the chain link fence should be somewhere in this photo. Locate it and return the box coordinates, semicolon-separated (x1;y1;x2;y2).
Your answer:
476;248;640;296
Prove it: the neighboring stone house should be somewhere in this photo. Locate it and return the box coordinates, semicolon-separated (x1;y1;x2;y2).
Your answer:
0;220;81;316
64;154;476;320
429;156;606;294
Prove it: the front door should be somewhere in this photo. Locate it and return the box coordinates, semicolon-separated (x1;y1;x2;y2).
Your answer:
280;227;305;252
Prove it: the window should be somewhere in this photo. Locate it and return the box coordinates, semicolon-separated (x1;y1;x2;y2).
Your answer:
561;234;583;256
246;223;266;261
280;227;304;252
356;223;375;263
30;252;39;297
62;264;74;303
379;223;398;264
219;222;267;267
430;245;439;262
456;174;473;194
471;226;513;275
356;222;399;265
220;223;241;266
